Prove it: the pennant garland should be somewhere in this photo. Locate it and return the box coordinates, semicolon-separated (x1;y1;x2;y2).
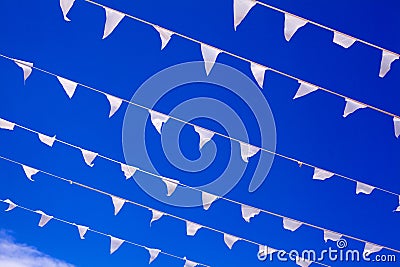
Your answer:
57;76;77;99
38;133;56;147
250;62;267;88
104;93;122;118
22;165;39;181
323;230;342;242
363;242;383;256
150;209;164;225
356;182;375;195
184;257;198;267
343;98;367;118
284;14;307;42
13;59;33;83
241;204;260;222
60;0;76;21
333;32;356;49
200;44;221;76
0;118;15;130
194;126;214;150
161;177;179;196
74;224;89;239
186;221;202;236
111;196;125;215
80;148;98;167
109;235;124;254
394;196;400;212
223;233;240;249
296;256;312;267
149;110;169;134
312;168;334;181
379;51;399;78
153;26;173;50
120;163;137;179
293;81;318;99
233;0;256;30
147;248;161;264
393;117;400;138
35;210;53;227
283;218;303;232
239;142;260;162
201;192;219;210
102;7;125;39
3;199;17;212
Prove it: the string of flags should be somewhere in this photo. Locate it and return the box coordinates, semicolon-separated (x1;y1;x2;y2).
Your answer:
233;0;399;78
0;199;205;267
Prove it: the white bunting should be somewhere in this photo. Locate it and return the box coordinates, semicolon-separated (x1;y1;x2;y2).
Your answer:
3;199;17;212
284;14;307;41
105;94;122;118
233;0;257;30
22;165;39;181
241;204;261;222
293;81;318;99
161;178;179;196
393;117;400;138
333;32;356;49
60;0;76;21
394;196;400;212
184;257;198;267
313;168;334;181
102;7;125;39
379;51;399;78
0;118;15;130
283;218;302;232
38;133;56;147
120;163;137;179
194;126;214;150
110;236;124;254
147;248;161;264
323;230;342;242
14;59;33;83
201;44;221;76
259;245;277;256
296;256;312;267
80;148;98;167
75;224;89;239
363;243;383;256
343;98;367;118
202;192;218;210
250;63;267;88
153;26;173;50
186;221;202;236
224;234;240;249
35;210;53;227
150;209;164;225
149;110;169;134
57;76;77;99
239;142;260;162
356;182;375;195
111;196;125;215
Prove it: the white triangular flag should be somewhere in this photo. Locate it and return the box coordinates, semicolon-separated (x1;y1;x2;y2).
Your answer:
60;0;76;21
149;110;169;134
35;210;53;227
184;257;198;267
363;243;383;256
283;218;302;232
233;0;257;30
22;165;39;181
110;236;124;254
293;81;318;99
102;7;125;39
323;230;342;242
258;245;277;256
0;119;15;130
75;224;89;239
38;133;56;147
241;204;261;222
394;196;400;212
120;163;137;179
333;32;356;48
153;26;173;50
202;192;218;210
284;14;307;41
379;51;399;78
201;44;221;76
57;76;77;99
111;196;125;215
356;182;375;195
224;234;240;249
393;117;400;138
150;209;163;225
14;59;33;83
105;94;122;118
161;178;179;196
250;63;267;88
147;248;161;264
343;98;367;118
296;256;312;267
3;199;17;212
194;126;214;150
80;148;98;167
313;168;334;181
239;142;260;162
186;221;202;236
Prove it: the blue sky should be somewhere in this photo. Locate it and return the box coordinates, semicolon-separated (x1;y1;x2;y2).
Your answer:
0;0;399;266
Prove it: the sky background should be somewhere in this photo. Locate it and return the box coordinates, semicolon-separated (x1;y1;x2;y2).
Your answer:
0;0;399;266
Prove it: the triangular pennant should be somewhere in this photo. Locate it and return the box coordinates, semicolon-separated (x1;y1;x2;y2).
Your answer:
0;118;15;130
38;133;56;147
14;59;33;83
57;76;77;99
333;32;356;48
363;243;383;256
22;165;39;181
120;163;137;179
149;110;169;134
356;182;375;195
200;44;221;76
105;94;122;118
313;168;334;181
223;234;240;249
239;142;260;162
150;209;164;226
111;196;125;215
35;210;53;227
161;177;179;196
75;224;89;239
186;221;202;236
153;26;173;50
3;199;17;212
184;257;198;267
241;204;261;222
60;0;76;21
323;230;342;242
293;81;318;99
202;192;218;210
283;218;302;232
393;117;400;138
80;148;98;167
394;196;400;212
233;0;257;30
194;126;214;150
343;98;367;118
250;62;267;88
296;256;312;267
284;14;307;41
102;7;125;39
379;51;399;78
258;245;277;257
110;236;124;254
147;248;161;264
